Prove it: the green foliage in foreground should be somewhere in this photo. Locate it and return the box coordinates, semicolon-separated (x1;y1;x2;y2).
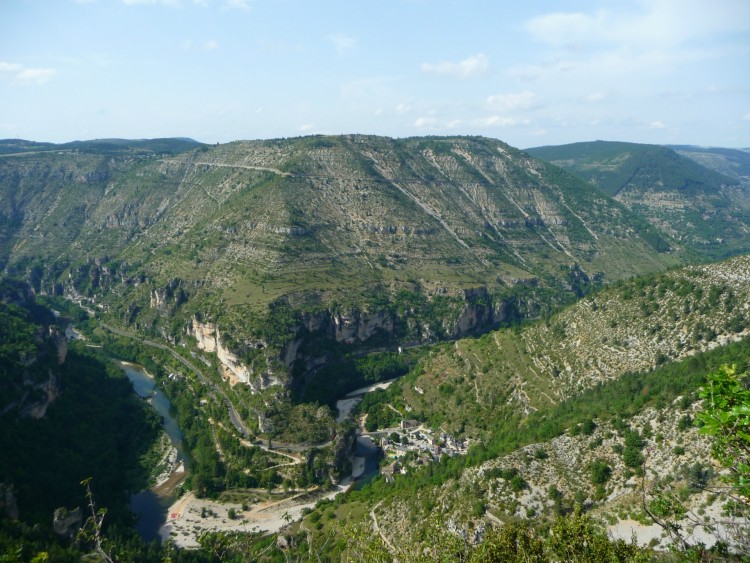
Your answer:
697;364;750;498
0;517;216;562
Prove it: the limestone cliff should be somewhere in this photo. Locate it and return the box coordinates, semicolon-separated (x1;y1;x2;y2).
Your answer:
189;317;282;390
332;309;394;344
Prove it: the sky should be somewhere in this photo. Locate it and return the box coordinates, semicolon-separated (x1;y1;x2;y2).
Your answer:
1;0;749;148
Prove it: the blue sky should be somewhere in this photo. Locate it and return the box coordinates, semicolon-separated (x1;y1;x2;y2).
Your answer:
1;0;749;148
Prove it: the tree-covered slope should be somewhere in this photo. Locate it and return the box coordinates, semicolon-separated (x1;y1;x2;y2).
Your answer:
526;141;750;260
0;279;161;527
279;255;750;560
669;144;750;180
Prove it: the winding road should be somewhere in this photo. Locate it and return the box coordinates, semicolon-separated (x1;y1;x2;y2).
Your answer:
100;323;252;438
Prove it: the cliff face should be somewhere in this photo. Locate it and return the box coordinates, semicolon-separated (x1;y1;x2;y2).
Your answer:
189;317;283;390
332;309;394;344
0;279;66;420
19;370;60;420
187;286;520;393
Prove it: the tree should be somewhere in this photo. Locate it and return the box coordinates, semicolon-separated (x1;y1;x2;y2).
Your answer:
471;521;545;562
695;364;750;553
589;459;612;485
77;478;113;563
696;364;750;498
641;365;750;556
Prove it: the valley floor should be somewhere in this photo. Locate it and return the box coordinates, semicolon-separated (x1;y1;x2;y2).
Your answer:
160;479;353;548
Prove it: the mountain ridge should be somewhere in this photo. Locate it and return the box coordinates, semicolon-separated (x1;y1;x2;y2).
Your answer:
526;140;750;260
1;134;678;416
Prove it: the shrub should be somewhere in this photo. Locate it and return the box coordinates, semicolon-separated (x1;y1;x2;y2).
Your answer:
590;460;612;485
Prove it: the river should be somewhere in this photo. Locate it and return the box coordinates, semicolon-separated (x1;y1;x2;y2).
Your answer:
335;381;398;486
119;361;188;542
334;378;398;423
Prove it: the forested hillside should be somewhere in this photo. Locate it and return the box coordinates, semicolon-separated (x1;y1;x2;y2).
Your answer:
527;141;750;259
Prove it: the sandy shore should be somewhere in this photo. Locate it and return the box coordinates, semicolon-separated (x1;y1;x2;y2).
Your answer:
335;397;362;423
346;379;397;397
160;479;353;548
118;360;155;379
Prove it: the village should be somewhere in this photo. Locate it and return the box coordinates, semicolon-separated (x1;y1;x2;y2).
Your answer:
367;419;470;483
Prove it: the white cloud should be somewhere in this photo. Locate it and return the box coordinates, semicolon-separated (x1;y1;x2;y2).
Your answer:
0;61;57;85
648;120;667;129
327;33;357;56
743;113;750;122
0;62;23;73
395;103;411;115
181;39;219;51
421;53;489;79
16;68;57;84
299;123;315;132
527;1;750;50
526;10;606;48
517;0;750;98
414;117;438;128
413;116;462;130
486;91;538;111
476;115;530;127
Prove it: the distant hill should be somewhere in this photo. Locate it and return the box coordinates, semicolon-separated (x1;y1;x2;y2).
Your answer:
667;144;750;180
525;141;735;197
0;137;204;157
526;140;750;259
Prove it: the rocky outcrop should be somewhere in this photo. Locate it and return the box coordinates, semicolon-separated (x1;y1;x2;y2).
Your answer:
150;279;187;314
192;318;218;353
449;288;496;338
190;288;518;392
52;506;82;539
48;325;68;364
333;309;394;344
20;370;60;419
189;317;281;391
215;330;253;385
0;483;19;520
